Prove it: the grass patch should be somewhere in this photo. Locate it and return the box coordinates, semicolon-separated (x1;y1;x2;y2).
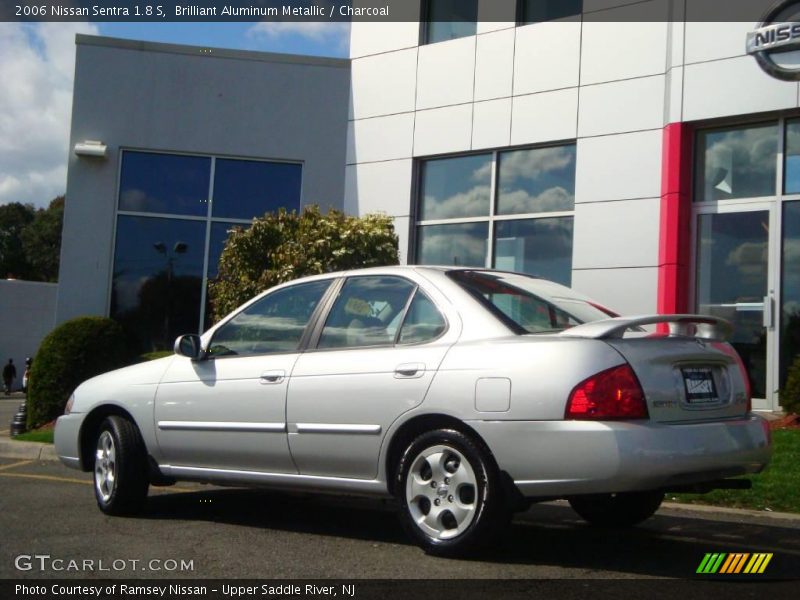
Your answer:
671;429;800;513
13;429;54;444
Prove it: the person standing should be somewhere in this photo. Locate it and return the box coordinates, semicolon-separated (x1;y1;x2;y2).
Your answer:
3;359;16;395
22;357;32;394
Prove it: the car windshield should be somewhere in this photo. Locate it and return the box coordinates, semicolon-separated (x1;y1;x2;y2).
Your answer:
447;270;616;334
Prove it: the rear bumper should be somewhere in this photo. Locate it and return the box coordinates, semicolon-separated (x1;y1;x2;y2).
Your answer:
54;413;84;470
468;415;771;497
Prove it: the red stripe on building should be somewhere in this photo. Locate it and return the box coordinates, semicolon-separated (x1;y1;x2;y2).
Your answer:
658;122;693;317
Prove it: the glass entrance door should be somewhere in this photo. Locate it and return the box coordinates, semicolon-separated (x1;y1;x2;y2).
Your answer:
695;207;775;408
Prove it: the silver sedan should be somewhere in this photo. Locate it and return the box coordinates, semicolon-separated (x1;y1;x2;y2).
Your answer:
55;266;771;556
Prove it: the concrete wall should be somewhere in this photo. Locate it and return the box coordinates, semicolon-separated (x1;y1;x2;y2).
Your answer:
0;280;57;390
345;2;799;315
57;35;351;324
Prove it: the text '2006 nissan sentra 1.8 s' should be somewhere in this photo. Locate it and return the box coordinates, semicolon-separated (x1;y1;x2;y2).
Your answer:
55;266;771;556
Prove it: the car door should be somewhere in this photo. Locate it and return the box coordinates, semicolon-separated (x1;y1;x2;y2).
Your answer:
287;275;452;479
154;278;332;472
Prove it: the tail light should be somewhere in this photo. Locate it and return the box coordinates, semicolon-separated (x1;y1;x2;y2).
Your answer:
711;342;752;413
565;364;648;420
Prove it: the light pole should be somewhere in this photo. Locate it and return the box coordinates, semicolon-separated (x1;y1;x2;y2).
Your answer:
153;241;187;349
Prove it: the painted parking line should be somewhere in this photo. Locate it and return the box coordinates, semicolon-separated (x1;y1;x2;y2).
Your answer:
0;459;34;471
0;471;91;485
0;429;10;435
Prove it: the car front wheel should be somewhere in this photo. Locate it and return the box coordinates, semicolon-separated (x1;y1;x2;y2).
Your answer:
94;416;149;515
396;429;508;556
568;491;664;527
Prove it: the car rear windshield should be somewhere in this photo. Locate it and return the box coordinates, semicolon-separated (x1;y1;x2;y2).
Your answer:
447;270;615;334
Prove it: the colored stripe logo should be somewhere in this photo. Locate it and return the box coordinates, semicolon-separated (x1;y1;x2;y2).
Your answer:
697;553;773;574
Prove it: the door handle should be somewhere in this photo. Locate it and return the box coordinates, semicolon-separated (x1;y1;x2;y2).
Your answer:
395;363;425;379
763;294;774;329
260;370;285;384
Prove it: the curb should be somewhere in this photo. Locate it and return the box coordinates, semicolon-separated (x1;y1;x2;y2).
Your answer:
0;439;58;462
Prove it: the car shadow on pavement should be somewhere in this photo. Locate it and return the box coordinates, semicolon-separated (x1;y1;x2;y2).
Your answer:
142;488;800;578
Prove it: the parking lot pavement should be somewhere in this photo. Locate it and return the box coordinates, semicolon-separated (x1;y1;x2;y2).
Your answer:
0;457;798;581
0;395;25;435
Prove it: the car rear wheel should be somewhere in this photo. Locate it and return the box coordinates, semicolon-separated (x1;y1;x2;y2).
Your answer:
94;416;149;515
568;491;664;527
396;429;508;556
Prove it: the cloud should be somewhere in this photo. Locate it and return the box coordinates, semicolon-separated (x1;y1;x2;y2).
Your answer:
247;21;350;51
422;185;491;220
498;186;574;214
0;22;98;208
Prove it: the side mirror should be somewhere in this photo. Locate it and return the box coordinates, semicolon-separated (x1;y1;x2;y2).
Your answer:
174;334;204;360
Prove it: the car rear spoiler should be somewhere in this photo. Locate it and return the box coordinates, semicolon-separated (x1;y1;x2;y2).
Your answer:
560;314;733;341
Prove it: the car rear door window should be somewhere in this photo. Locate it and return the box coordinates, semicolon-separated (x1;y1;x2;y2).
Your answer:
318;276;416;349
398;291;447;344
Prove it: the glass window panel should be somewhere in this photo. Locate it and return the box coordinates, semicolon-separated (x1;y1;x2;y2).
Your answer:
696;212;769;398
207;221;241;280
318;276;416;349
111;216;206;352
784;119;800;194
419;154;492;220
695;123;778;203
781;201;800;389
209;280;330;357
497;146;576;215
521;0;582;24
398;291;447;344
426;0;478;44
417;222;489;267
493;217;573;286
212;159;302;220
118;151;210;216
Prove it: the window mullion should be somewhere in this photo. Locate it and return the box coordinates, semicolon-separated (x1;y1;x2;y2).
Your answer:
487;150;498;268
198;157;216;334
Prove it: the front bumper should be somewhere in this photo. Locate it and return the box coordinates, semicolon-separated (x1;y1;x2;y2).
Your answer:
469;415;771;497
54;413;84;470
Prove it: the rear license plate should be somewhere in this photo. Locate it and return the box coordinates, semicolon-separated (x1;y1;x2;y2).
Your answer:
682;367;718;404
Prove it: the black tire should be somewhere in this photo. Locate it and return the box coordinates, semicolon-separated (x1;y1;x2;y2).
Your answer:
395;428;509;557
93;416;149;515
568;491;664;527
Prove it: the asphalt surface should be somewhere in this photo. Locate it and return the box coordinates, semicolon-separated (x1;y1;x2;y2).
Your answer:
1;394;25;434
1;457;799;581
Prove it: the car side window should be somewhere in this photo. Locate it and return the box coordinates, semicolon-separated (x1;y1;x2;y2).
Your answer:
318;276;416;349
208;280;331;357
398;291;446;344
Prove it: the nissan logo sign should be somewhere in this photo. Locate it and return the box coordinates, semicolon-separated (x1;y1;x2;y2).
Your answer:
747;0;800;80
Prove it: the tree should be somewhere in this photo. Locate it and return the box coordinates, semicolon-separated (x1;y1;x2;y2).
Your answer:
0;196;64;282
21;196;64;282
0;202;35;279
209;206;399;320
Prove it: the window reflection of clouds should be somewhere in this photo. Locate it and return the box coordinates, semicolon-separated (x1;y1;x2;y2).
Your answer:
420;154;492;220
497;146;575;215
697;124;777;202
417;223;488;267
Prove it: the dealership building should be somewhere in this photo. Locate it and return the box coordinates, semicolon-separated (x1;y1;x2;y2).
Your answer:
52;1;800;412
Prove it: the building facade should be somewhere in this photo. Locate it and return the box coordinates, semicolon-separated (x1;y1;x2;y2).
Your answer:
59;2;800;411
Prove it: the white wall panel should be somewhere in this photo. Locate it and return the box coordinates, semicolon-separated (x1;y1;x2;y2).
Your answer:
344;159;413;217
413;104;474;156
683;55;798;121
572;198;661;269
350;48;418;119
349;21;421;58
474;29;515;101
393;216;411;265
472;98;512;150
684;22;752;64
513;22;581;95
347;113;415;164
571;267;659;315
511;88;578;145
575;130;662;203
416;36;476;110
578;75;665;137
580;19;668;85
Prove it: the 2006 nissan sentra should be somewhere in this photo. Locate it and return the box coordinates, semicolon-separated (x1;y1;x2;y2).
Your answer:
55;266;771;556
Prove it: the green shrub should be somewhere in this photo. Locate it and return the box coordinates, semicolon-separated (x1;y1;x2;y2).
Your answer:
208;206;399;321
27;317;133;428
138;350;174;362
782;354;800;416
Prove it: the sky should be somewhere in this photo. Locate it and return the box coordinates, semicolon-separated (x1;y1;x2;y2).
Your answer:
0;22;350;208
